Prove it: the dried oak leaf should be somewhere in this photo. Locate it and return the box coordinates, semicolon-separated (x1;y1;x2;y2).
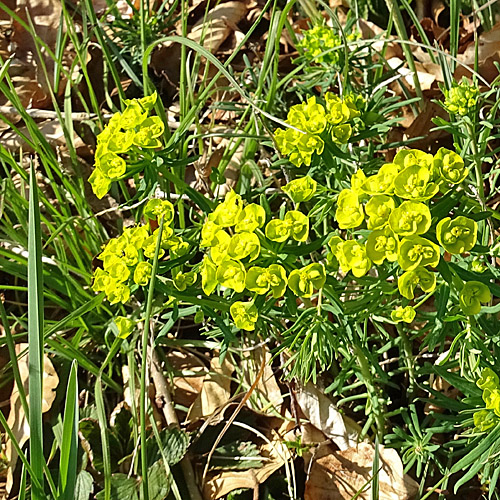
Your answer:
166;350;207;409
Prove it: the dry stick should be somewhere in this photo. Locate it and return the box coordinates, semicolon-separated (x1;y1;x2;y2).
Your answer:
201;354;267;486
0;106;107;121
0;106;184;129
150;347;203;500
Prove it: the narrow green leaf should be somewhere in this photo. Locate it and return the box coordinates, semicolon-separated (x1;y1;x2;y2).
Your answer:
372;436;380;500
450;425;500;474
59;361;79;500
95;376;112;500
28;162;45;498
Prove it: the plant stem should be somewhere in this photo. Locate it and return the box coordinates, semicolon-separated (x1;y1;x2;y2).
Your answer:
140;216;165;500
354;344;385;440
397;324;416;401
465;121;486;207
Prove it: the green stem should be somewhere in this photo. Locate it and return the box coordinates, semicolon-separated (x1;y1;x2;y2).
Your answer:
140;0;148;91
384;0;423;110
396;324;416;401
354;345;385;440
465;121;485;207
140;216;165;500
465;120;490;247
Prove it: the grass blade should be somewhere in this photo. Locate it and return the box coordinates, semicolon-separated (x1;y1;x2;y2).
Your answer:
28;162;45;498
58;361;79;500
383;0;423;107
96;375;112;500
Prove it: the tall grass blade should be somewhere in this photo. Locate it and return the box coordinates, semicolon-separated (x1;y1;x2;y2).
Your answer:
449;0;460;72
384;0;423;107
96;376;112;500
372;435;380;500
58;360;79;500
28;162;45;498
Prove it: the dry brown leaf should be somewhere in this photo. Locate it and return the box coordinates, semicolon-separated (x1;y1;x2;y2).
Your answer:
424;374;460;414
94;0;135;17
431;0;446;26
186;355;234;422
386;57;437;91
358;20;402;60
0;0;15;20
122;364;163;426
1;58;48;108
242;344;283;412
5;343;59;493
166;350;208;409
213;140;244;197
295;382;361;451
12;0;62;99
415;17;448;46
305;442;419;500
203;418;295;499
456;22;500;82
403;100;449;148
301;422;330;446
0;119;85;152
91;0;111;13
188;1;248;54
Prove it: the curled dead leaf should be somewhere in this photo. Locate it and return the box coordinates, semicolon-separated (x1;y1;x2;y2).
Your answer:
456;22;500;82
242;344;283;413
5;343;59;494
203;417;295;500
188;1;248;54
186;355;234;423
295;382;361;451
166;350;208;409
305;442;419;500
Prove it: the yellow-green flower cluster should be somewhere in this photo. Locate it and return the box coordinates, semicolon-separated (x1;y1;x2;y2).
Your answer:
443;79;479;116
115;316;135;339
199;184;325;331
297;25;360;66
297;25;341;65
274;93;364;168
459;281;491;316
89;93;165;199
391;306;416;324
92;199;188;304
474;368;500;432
330;148;477;302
